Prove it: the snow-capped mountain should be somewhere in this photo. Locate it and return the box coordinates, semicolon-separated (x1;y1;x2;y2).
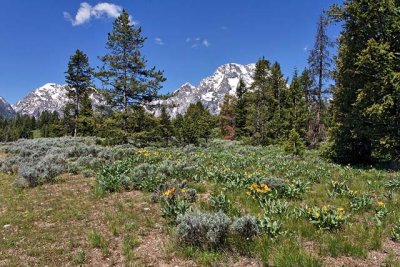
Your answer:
0;96;16;118
11;63;255;118
13;83;104;118
149;63;256;117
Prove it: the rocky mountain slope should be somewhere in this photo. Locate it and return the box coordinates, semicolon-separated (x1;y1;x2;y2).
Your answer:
10;63;256;118
149;63;255;117
13;83;104;118
0;96;16;118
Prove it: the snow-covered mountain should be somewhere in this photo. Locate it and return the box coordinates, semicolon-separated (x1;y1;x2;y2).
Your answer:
0;96;16;118
149;63;256;117
11;63;255;118
13;83;104;118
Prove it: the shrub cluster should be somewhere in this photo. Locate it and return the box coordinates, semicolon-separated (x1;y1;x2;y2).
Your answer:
176;211;231;248
176;211;279;248
96;159;195;194
0;137;136;187
231;215;259;239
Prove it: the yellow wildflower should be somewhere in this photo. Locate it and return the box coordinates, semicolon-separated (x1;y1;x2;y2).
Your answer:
377;201;385;207
163;188;175;197
322;205;328;211
337;207;345;212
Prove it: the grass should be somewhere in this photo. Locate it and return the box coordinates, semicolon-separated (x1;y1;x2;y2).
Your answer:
1;138;400;266
0;172;161;266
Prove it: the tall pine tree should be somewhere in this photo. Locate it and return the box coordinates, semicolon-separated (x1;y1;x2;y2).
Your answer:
97;10;166;131
234;78;248;138
284;69;309;139
328;0;400;163
65;49;93;137
157;106;173;144
246;58;271;145
308;15;333;147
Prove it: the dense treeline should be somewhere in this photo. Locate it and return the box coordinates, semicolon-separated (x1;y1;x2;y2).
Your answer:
1;1;399;165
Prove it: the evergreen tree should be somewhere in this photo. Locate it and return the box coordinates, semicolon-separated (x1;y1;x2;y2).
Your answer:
247;60;288;145
283;129;306;157
62;103;76;136
37;111;63;138
328;0;400;163
172;114;184;144
97;10;166;131
246;58;272;145
268;62;288;141
65;49;93;137
219;94;237;140
284;69;309;139
308;14;333;147
77;93;95;136
234;78;248;138
180;102;215;145
299;68;314;109
158;107;173;144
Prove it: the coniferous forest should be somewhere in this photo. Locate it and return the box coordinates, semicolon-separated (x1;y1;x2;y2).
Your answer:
1;1;400;266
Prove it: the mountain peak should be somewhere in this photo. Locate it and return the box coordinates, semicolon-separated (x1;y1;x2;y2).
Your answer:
13;83;104;118
0;96;16;118
150;62;256;117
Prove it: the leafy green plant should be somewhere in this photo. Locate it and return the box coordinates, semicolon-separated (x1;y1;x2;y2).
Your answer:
350;193;373;212
284;179;310;199
260;198;289;216
95;161;129;193
328;180;355;198
385;178;400;190
161;197;192;220
303;205;348;230
374;201;388;226
391;221;400;242
209;192;231;212
259;215;284;238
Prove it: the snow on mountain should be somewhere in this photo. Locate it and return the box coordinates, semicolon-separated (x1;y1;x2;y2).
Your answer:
149;63;256;117
0;96;16;118
11;63;255;118
13;83;104;118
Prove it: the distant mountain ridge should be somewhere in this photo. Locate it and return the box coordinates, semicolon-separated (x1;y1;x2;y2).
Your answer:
12;83;105;118
149;63;256;117
0;96;16;118
7;62;256;118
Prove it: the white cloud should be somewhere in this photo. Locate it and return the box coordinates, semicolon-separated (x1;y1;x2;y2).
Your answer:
202;39;210;48
186;37;211;48
221;26;228;30
154;38;164;45
64;2;136;26
303;45;308;51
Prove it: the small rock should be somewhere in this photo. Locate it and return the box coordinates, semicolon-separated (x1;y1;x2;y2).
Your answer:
3;224;11;229
143;207;150;211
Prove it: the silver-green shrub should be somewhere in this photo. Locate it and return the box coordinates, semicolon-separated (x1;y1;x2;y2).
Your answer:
176;211;231;248
231;215;259;239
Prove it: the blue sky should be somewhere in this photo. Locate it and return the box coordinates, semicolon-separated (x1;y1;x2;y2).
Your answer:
0;0;341;104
